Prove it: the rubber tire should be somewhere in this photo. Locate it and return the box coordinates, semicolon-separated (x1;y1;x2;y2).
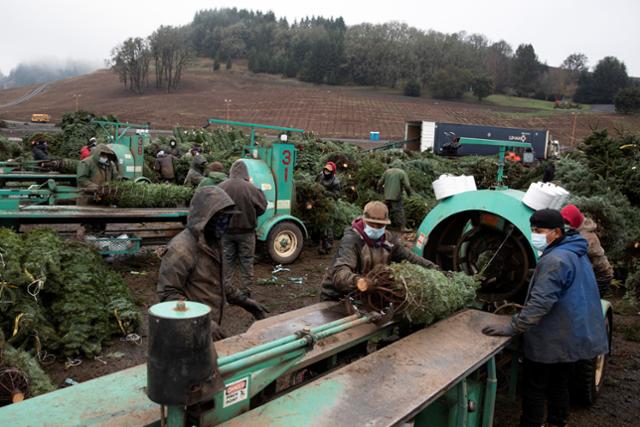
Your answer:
267;222;304;264
570;312;612;406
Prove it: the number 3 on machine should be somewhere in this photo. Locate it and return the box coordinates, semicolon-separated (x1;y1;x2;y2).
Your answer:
223;377;250;408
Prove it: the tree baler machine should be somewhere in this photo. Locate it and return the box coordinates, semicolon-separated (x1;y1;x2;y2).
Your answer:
0;138;612;426
0;119;308;263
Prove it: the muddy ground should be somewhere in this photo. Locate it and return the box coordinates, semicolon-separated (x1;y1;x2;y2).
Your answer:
42;241;640;427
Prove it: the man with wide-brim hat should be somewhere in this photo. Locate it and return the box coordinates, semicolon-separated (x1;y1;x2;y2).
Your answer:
320;201;438;300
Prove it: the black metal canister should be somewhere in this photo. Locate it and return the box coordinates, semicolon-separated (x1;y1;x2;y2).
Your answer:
147;300;216;405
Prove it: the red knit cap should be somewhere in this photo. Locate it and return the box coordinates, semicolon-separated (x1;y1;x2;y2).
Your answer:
324;161;337;172
560;204;585;229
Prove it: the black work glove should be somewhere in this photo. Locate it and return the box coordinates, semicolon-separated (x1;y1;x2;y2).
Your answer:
482;323;516;337
237;298;269;320
211;320;226;341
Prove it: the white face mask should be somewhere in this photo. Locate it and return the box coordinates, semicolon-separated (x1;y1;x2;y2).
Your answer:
531;232;549;252
364;223;385;240
99;156;109;164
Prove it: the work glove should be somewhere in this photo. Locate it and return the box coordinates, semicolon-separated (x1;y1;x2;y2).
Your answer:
481;323;516;337
356;277;374;292
237;298;269;320
211;320;226;341
82;184;99;194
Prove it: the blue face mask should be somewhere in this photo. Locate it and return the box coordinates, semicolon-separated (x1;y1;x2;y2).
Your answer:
531;232;549;252
364;224;385;240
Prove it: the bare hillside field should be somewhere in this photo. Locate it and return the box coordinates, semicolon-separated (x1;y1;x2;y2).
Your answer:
1;61;638;143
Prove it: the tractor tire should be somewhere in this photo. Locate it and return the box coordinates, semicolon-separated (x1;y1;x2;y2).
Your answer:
570;312;612;406
267;222;304;264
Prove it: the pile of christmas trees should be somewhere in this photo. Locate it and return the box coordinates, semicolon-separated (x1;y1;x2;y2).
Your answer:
0;228;141;359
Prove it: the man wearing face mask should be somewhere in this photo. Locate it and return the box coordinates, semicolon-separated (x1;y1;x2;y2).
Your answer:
316;161;341;254
482;209;608;427
320;201;438;300
77;144;120;192
157;186;269;341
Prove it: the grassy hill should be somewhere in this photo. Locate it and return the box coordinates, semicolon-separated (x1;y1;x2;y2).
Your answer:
0;59;638;144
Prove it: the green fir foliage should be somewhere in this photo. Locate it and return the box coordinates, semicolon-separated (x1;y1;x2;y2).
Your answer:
389;262;479;324
0;228;141;358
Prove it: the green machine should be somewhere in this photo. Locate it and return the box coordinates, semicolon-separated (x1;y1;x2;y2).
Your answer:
0;301;513;427
207;119;308;264
0;137;612;426
93;119;151;182
411;137;613;402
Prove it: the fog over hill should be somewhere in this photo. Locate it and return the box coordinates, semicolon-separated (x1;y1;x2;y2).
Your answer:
0;59;101;89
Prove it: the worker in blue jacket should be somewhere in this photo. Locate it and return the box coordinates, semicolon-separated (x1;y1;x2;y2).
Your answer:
483;209;609;427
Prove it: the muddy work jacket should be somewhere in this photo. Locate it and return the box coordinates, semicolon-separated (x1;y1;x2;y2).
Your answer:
577;218;614;283
321;218;438;300
157;186;247;323
218;161;267;234
76;144;119;188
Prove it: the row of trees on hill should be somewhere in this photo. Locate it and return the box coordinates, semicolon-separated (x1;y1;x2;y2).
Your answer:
110;26;193;94
110;8;638;109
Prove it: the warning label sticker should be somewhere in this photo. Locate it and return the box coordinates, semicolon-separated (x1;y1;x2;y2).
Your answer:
223;377;249;408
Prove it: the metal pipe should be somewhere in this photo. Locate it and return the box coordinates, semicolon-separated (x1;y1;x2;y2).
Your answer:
219;315;374;375
218;314;360;366
456;379;468;427
482;357;497;427
312;316;375;340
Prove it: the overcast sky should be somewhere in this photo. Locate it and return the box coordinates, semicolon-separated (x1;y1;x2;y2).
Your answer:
2;0;639;76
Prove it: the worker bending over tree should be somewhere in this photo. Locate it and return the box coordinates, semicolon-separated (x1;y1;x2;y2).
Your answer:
198;161;228;188
321;201;438;300
483;209;609;427
183;149;207;187
157;186;268;340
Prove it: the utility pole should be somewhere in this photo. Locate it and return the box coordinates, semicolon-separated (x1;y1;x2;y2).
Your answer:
73;94;82;112
224;99;232;129
570;112;577;145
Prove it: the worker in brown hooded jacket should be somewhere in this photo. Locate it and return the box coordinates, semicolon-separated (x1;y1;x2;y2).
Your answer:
157;186;268;340
154;149;177;183
321;201;439;300
218;160;268;297
561;204;614;296
183;154;207;187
